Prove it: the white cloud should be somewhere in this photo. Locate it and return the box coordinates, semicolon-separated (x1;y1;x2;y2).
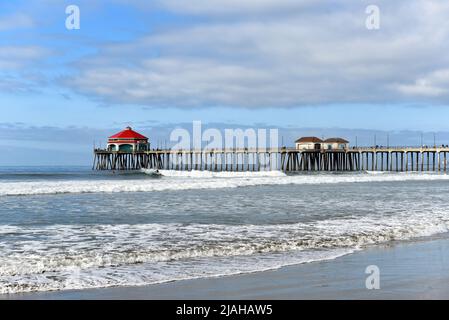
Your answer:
156;0;323;15
0;13;34;31
0;46;48;69
64;0;449;107
0;45;50;93
396;69;449;97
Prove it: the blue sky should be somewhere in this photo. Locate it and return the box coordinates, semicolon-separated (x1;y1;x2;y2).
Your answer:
2;0;449;165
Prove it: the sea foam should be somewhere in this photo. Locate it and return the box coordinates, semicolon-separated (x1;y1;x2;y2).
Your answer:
0;208;448;294
0;171;449;196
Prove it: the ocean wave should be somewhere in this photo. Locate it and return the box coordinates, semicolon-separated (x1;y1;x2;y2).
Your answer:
0;171;449;196
0;248;352;294
156;169;287;178
1;209;448;294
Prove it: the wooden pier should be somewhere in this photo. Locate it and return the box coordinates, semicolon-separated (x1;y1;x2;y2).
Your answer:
93;146;449;172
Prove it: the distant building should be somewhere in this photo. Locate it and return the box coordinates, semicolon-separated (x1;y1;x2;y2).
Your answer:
322;138;349;150
107;126;150;152
295;137;323;150
295;136;349;150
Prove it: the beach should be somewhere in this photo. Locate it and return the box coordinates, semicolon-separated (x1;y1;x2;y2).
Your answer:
3;235;449;300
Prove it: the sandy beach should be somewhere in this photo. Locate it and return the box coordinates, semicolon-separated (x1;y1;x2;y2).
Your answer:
3;236;449;300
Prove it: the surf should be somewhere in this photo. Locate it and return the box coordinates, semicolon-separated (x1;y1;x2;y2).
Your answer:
1;171;449;196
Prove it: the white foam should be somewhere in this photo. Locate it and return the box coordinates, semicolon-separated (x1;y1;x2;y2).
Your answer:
0;248;353;294
1;171;449;196
140;168;162;176
1;207;449;294
158;170;287;178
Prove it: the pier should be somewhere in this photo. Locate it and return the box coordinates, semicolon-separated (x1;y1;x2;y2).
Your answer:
93;146;449;172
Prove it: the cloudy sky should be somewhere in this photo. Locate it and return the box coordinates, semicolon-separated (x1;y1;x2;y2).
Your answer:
1;0;449;165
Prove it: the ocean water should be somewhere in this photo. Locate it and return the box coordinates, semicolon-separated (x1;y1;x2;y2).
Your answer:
1;166;449;294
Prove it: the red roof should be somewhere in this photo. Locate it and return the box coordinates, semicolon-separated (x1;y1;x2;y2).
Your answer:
295;136;323;143
108;127;148;140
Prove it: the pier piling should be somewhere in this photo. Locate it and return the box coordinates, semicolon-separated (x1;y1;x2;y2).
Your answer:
93;147;449;173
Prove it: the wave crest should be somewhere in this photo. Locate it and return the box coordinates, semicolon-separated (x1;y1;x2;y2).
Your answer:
1;211;448;294
1;171;449;196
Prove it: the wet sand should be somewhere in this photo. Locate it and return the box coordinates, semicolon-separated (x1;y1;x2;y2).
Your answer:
3;237;449;299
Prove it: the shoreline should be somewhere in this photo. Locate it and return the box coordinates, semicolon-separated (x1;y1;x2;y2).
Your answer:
3;235;449;300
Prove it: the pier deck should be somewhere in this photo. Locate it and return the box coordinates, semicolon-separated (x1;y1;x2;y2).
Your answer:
93;147;449;172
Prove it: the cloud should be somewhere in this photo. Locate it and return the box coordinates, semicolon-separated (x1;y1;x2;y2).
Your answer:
0;45;51;93
2;0;449;108
155;0;324;15
0;46;49;69
396;69;449;98
0;13;34;31
0;124;104;165
0;75;33;93
0;123;108;145
61;0;449;108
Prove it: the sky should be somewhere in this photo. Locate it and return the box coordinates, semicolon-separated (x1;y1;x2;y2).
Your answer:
2;0;449;165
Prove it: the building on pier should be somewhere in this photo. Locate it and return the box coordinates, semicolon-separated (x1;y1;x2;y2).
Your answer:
295;136;349;150
295;137;323;150
323;138;349;150
107;126;150;152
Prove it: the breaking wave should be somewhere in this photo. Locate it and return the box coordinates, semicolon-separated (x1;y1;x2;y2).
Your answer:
1;171;449;196
1;208;448;294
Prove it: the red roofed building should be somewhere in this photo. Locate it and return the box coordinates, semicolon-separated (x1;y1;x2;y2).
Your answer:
107;127;150;152
295;137;323;150
295;136;349;150
323;138;349;150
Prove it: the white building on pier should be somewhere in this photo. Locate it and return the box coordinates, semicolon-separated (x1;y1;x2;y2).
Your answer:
295;136;349;150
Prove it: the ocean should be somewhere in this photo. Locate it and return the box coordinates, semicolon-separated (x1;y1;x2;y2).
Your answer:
1;166;449;294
